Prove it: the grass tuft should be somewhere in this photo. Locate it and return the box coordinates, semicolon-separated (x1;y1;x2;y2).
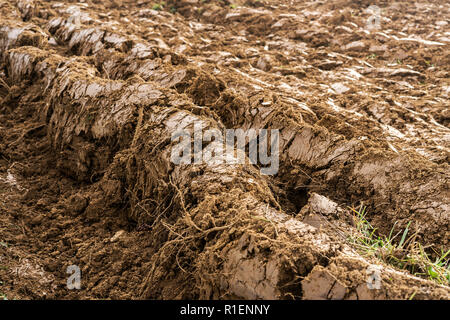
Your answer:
348;205;450;286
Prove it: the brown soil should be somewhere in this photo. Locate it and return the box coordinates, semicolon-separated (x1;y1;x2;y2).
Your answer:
0;0;448;300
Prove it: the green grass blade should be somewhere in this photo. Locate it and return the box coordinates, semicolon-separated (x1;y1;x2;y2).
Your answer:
398;221;411;248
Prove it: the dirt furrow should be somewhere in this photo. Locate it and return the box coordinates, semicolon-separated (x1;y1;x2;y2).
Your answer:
0;0;448;300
